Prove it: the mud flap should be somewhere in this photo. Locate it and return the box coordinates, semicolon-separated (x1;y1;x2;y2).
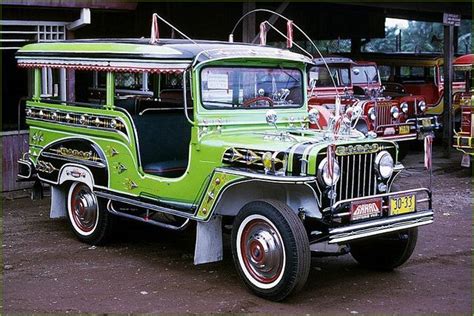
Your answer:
50;185;67;218
194;215;223;265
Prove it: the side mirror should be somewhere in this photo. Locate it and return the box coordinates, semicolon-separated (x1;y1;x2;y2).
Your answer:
352;68;360;76
309;78;317;89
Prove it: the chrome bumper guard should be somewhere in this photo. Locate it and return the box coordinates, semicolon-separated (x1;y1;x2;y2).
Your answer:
324;188;433;244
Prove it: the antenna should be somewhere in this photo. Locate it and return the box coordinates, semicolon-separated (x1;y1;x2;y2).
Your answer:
149;13;210;58
228;8;341;100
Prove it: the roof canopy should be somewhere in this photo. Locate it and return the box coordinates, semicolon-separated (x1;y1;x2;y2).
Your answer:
16;38;312;72
453;54;474;68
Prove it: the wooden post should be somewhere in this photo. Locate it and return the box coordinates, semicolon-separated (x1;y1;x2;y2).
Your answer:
442;25;454;158
242;1;256;43
351;38;361;55
106;72;115;109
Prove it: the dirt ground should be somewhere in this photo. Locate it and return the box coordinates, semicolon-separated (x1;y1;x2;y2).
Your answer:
2;146;472;314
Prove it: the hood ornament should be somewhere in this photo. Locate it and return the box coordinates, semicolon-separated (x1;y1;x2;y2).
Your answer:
265;109;278;129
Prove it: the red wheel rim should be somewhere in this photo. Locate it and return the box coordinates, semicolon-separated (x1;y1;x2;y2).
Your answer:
239;218;284;284
69;183;98;233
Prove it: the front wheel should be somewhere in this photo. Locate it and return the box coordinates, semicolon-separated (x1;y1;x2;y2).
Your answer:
67;182;115;245
231;200;310;301
349;228;418;270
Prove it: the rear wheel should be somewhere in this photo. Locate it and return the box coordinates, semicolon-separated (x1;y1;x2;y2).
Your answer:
349;228;418;270
231;200;310;301
67;182;114;245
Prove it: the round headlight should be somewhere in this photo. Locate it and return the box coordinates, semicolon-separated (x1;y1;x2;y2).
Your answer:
318;157;341;186
368;107;376;121
390;106;400;119
374;151;394;179
400;102;409;113
418;100;426;112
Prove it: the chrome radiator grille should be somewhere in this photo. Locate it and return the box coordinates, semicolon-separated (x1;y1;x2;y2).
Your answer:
375;102;392;126
336;152;378;201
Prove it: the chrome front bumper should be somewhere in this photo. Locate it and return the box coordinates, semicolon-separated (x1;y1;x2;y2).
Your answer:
375;123;417;142
320;188;433;244
406;115;442;134
328;210;433;243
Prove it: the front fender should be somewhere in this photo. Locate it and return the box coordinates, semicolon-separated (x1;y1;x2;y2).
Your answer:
194;168;320;221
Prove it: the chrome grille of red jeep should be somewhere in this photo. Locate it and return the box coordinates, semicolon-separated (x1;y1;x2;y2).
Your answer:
375;102;392;127
336;153;378;201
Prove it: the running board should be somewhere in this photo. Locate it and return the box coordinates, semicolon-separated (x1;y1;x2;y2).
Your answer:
328;210;434;244
106;200;190;231
95;190;198;220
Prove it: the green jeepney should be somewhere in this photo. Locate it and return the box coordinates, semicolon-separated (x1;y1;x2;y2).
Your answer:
16;38;433;300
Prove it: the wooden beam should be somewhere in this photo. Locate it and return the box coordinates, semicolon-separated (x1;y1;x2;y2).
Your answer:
1;0;137;10
442;25;454;157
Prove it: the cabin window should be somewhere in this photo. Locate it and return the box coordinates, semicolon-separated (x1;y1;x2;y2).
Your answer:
439;67;466;83
400;66;431;82
378;65;392;81
309;65;350;88
40;67;67;101
201;67;303;109
352;66;379;85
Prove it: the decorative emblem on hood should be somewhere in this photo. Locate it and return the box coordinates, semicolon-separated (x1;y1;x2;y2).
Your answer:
335;143;379;156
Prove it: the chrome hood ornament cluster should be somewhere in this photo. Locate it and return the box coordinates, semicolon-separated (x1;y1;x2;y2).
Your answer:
323;96;366;141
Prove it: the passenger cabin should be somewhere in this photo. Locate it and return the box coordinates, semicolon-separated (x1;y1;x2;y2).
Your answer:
16;38;309;181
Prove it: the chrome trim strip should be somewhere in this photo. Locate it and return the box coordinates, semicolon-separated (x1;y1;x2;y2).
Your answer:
345;154;349;199
214;167;316;183
363;154;367;196
106;200;190;231
95;191;197;220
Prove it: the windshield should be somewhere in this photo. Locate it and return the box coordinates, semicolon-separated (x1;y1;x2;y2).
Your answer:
352;65;379;84
200;67;303;109
308;65;350;87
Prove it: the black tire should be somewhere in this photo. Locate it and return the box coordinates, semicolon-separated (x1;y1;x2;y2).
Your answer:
349;228;418;270
66;182;115;245
231;199;311;301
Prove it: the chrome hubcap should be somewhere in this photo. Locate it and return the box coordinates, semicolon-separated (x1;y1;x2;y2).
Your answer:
70;183;98;233
240;219;284;283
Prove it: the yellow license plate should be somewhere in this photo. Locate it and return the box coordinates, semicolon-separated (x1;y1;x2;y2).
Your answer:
390;194;416;216
399;125;410;134
422;118;432;127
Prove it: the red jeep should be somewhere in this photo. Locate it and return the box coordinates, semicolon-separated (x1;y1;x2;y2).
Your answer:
352;61;435;138
308;57;416;157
